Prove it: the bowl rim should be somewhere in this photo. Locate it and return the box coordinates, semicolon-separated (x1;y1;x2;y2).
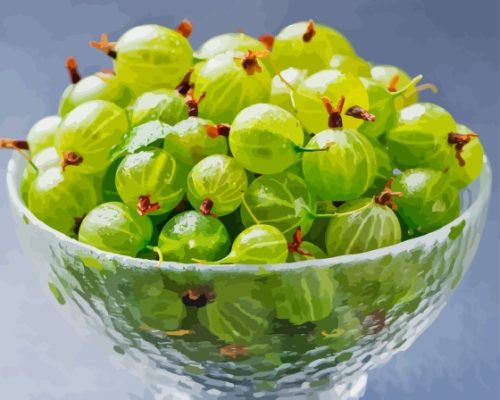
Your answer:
6;152;492;273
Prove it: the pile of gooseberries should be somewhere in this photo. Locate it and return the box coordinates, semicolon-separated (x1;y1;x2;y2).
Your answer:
2;18;484;265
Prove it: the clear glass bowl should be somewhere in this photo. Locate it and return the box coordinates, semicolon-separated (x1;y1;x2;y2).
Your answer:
6;152;492;400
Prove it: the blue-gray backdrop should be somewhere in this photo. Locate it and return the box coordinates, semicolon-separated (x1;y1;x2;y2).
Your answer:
0;1;498;399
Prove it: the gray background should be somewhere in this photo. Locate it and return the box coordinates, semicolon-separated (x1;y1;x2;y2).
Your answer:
0;0;498;399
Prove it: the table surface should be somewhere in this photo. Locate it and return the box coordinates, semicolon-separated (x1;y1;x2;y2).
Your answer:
0;1;498;399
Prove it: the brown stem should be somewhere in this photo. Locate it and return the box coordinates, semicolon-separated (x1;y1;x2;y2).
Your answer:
374;177;403;210
220;344;249;359
137;195;160;216
302;19;316;42
175;19;193;38
199;198;217;217
345;105;376;122
235;50;269;75
73;214;86;236
0;138;29;150
60;151;83;171
185;88;206;117
322;95;345;128
448;132;478;167
258;34;274;50
287;226;312;256
89;34;117;59
204;123;230;138
387;74;400;92
175;68;194;96
182;285;215;307
65;56;81;84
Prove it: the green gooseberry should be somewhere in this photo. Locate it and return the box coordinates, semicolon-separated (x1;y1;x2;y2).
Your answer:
78;202;153;257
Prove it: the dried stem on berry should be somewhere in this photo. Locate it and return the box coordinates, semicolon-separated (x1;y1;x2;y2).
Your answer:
73;214;86;236
65;57;81;84
345;105;376;122
322;95;345;128
60;151;83;171
175;19;193;38
387;74;400;92
374;177;403;210
448;132;478;167
288;226;312;256
258;34;274;50
200;198;217;217
175;68;194;96
204;123;230;138
302;19;316;42
0;139;37;170
137;195;160;216
0;138;29;150
235;50;269;75
185;88;206;117
182;285;215;307
220;344;249;359
89;34;117;59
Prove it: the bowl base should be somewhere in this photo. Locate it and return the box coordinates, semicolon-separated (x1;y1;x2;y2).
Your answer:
150;373;367;400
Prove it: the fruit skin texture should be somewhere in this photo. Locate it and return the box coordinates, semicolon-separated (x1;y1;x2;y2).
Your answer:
269;67;307;115
325;198;402;256
186;154;248;216
329;54;371;77
364;146;394;197
295;69;369;132
59;75;131;117
55;100;129;174
392;169;461;234
115;24;193;93
271;21;355;74
132;276;186;331
115;148;184;215
28;167;99;237
304;201;338;250
194;53;271;124
271;267;336;324
358;77;399;140
219;224;288;264
157;211;230;263
240;171;316;239
78;202;153;257
26;116;61;155
165;117;228;167
198;279;272;344
229;103;304;175
448;124;484;189
386;103;457;170
194;32;267;60
21;146;60;204
128;89;187;127
302;128;377;201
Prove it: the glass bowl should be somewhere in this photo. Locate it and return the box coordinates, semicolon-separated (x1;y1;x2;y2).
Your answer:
6;152;492;399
